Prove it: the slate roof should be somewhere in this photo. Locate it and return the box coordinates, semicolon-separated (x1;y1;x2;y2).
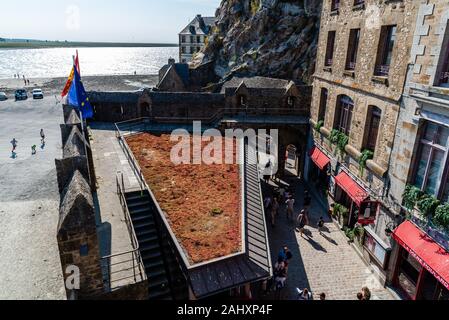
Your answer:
179;15;216;35
158;63;190;88
221;76;292;92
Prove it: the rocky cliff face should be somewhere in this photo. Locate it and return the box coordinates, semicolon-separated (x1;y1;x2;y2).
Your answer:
192;0;322;84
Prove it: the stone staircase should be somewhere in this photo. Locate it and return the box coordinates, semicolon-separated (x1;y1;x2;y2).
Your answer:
125;190;172;300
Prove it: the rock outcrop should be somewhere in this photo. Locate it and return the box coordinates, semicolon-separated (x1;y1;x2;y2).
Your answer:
191;0;322;84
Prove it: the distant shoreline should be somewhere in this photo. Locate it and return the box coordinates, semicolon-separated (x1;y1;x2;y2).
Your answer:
0;41;178;49
0;74;160;95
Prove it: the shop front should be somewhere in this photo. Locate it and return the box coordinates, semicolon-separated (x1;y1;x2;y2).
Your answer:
332;170;378;229
308;146;331;196
392;221;449;300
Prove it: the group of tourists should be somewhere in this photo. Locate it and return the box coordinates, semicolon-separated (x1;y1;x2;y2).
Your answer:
14;74;31;86
10;129;45;158
263;186;314;233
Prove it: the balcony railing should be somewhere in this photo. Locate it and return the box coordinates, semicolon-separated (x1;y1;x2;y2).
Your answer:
375;65;390;77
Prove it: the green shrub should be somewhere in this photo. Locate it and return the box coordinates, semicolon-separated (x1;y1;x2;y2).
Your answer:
359;149;374;175
314;120;324;132
329;129;340;144
336;132;349;156
434;204;449;230
402;185;423;211
417;194;440;218
334;203;349;218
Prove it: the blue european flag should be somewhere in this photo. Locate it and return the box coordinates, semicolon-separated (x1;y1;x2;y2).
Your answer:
67;67;94;119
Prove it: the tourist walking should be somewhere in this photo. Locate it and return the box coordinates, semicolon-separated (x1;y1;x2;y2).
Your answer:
296;209;308;238
11;138;18;152
274;257;288;299
317;216;325;235
270;197;279;227
40;129;45;144
31;145;37;155
319;292;326;300
285;196;295;221
27;79;30;86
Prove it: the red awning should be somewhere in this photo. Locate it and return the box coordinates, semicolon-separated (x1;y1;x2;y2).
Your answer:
334;171;369;207
309;146;330;170
393;221;449;291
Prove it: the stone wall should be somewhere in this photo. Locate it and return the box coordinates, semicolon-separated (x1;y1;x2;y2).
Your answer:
89;91;142;122
310;0;419;193
389;0;449;208
55;106;104;299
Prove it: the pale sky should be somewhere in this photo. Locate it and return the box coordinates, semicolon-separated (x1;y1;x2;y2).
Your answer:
0;0;221;43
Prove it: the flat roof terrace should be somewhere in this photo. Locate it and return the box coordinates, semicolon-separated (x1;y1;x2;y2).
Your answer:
125;132;243;265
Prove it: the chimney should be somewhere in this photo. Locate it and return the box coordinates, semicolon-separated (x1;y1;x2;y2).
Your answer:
168;57;175;65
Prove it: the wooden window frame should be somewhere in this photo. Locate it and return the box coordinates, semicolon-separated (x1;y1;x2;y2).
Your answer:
335;95;354;135
375;25;397;76
325;31;337;67
345;29;361;71
363;106;382;152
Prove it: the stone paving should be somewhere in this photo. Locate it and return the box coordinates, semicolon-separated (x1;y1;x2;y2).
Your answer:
263;174;397;300
89;123;145;287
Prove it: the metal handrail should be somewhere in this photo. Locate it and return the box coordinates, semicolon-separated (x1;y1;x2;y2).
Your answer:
101;172;146;290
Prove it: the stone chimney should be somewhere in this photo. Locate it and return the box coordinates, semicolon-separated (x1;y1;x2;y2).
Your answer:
168;57;176;65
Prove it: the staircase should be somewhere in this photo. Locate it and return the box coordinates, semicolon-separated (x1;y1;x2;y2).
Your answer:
125;190;172;300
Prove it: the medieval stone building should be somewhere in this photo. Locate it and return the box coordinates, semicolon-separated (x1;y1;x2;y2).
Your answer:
307;0;418;285
387;0;449;300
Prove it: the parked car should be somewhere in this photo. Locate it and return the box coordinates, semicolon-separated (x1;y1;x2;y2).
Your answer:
15;89;28;101
0;92;7;101
32;89;44;99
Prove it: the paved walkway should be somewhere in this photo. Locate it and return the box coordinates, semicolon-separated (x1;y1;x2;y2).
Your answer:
89;123;144;288
263;174;396;300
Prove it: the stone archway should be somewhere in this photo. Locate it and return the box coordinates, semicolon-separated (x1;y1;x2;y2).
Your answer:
140;102;151;118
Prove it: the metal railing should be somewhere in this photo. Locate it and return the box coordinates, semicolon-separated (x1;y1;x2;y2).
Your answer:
100;172;146;290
